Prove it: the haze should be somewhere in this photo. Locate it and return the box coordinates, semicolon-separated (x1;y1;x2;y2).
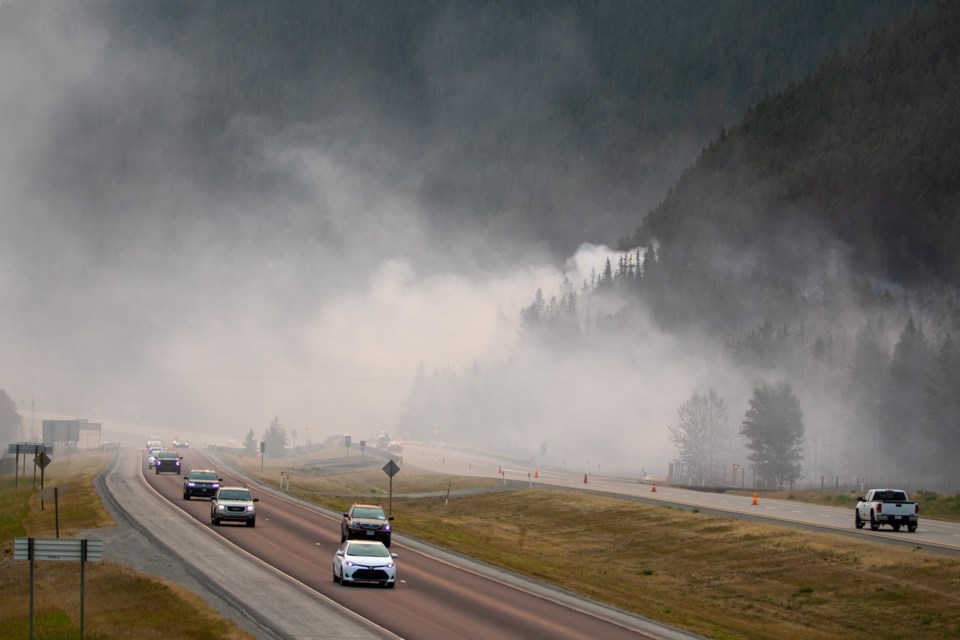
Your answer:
0;2;905;479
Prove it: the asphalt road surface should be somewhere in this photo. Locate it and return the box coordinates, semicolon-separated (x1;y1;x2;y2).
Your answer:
143;448;692;640
400;443;960;554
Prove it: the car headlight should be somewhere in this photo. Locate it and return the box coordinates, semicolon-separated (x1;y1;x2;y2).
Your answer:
246;506;255;512
217;505;227;512
212;483;220;488
386;562;394;569
186;482;196;487
345;561;354;567
384;525;391;531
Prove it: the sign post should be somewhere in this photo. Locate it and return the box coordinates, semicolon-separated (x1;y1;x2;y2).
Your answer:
7;443;52;490
382;459;400;516
15;537;103;639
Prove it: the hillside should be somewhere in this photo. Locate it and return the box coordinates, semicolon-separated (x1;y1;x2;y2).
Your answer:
0;0;926;258
632;1;960;309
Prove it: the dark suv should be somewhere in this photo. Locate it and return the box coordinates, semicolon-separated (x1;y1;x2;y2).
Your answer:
183;470;223;499
341;504;394;547
154;451;183;475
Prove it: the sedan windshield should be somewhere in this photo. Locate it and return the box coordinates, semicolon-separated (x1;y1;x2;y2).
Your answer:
347;542;390;557
190;472;218;481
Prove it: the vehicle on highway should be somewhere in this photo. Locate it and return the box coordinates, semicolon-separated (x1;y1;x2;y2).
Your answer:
154;451;183;475
211;486;259;527
855;488;919;532
183;470;222;499
333;539;398;588
341;503;394;546
147;450;161;468
172;439;190;449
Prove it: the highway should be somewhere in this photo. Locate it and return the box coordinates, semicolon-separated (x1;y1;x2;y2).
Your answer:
400;443;960;554
141;448;688;640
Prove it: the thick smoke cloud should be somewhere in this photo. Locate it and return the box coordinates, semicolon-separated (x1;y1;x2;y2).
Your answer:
1;2;900;483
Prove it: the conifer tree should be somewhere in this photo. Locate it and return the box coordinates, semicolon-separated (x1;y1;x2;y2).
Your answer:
740;381;805;489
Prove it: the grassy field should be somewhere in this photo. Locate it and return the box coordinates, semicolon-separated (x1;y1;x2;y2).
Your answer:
0;450;253;640
231;450;960;640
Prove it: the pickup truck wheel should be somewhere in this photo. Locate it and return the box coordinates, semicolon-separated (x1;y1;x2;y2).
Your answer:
855;511;864;529
908;524;918;532
869;512;880;531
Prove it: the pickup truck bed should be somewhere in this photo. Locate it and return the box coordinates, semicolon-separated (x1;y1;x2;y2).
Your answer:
855;489;919;532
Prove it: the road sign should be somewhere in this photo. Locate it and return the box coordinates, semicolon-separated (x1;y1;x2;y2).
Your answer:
383;459;400;478
35;453;51;469
14;538;103;562
344;435;352;448
7;442;52;455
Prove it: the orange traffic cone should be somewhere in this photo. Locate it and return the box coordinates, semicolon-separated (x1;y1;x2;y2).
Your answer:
752;492;758;505
651;483;657;493
534;470;539;478
583;473;588;484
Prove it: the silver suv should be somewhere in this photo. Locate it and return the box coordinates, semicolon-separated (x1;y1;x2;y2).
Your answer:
210;486;259;527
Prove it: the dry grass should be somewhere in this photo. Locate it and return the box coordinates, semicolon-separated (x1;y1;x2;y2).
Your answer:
239;454;960;640
0;450;254;640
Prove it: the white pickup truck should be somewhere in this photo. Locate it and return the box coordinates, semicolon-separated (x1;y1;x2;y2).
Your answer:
855;489;919;532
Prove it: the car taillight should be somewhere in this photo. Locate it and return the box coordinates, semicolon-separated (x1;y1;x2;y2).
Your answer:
915;504;920;514
877;503;882;513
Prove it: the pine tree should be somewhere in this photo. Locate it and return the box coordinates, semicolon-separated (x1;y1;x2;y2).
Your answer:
261;416;288;459
922;334;960;486
668;389;731;484
880;317;933;473
243;428;257;455
0;390;22;445
740;381;805;489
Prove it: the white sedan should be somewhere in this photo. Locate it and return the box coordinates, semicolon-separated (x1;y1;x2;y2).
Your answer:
333;540;398;588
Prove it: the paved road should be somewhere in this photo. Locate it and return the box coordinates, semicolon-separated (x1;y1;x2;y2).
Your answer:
143;447;699;640
401;443;960;554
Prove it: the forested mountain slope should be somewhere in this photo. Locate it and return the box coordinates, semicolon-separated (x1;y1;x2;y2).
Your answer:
631;1;960;311
0;0;925;258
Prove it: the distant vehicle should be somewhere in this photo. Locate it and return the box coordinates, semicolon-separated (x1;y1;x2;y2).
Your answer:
341;503;394;547
147;440;163;454
147;451;160;468
172;439;190;449
387;441;403;454
855;489;919;532
333;539;397;588
183;470;222;499
375;431;392;449
154;451;183;475
211;486;259;527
